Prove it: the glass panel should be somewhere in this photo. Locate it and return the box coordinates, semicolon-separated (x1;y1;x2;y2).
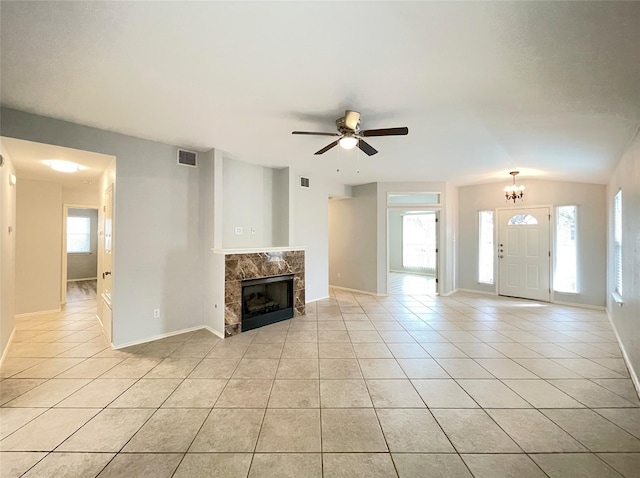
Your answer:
67;217;91;253
402;213;437;273
388;193;440;205
555;206;577;293
508;214;538;225
478;211;494;284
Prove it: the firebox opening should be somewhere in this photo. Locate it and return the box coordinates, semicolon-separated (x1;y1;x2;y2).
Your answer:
241;274;294;331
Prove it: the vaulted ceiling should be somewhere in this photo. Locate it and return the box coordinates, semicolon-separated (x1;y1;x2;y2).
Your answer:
1;1;639;186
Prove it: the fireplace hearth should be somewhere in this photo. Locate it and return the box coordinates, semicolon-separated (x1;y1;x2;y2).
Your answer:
241;274;294;331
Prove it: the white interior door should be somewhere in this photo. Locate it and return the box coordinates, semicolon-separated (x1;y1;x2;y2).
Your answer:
498;207;550;301
101;184;113;342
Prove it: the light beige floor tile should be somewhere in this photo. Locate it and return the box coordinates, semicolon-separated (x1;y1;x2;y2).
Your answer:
358;358;406;379
100;357;162;378
0;408;47;440
170;342;216;358
488;343;544;359
232;358;279;379
214;379;273;408
144;358;200;378
411;379;478;408
515;358;583;378
393;453;472;478
55;358;124;378
396;358;449;378
317;321;347;331
457;379;532;408
58;408;154;452
323;453;397;478
108;378;182;408
351;342;394;358
285;331;318;343
188;358;239;378
12;358;85;378
320;379;372;408
122;408;209;452
486;408;587;452
550;379;638;408
0;452;47;478
138;342;181;358
598;453;640;478
596;408;640;438
348;330;383;343
322;409;387;452
531;453;623;478
593;379;640;405
4;379;91;407
553;358;626;379
318;330;350;342
385;342;430;358
474;358;538;378
319;358;362;379
206;343;250;359
276;359;319;379
542;408;640;452
377;408;454;452
461;454;546;478
432;409;521;453
55;378;136;408
174;453;252;478
366;379;425;408
281;342;318;358
256;408;321;452
22;452;114;477
435;358;494;378
268;379;319;408
190;408;264;452
243;342;283;359
7;342;77;358
503;379;585;408
162;378;227;408
248;453;321;478
420;342;468;358
0;358;47;378
97;453;182;478
0;379;46;405
0;408;99;451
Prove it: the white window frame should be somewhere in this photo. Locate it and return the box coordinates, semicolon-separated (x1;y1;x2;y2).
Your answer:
67;216;91;254
478;210;494;285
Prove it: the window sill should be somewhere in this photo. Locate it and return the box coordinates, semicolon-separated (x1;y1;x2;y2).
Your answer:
68;252;93;256
612;291;624;307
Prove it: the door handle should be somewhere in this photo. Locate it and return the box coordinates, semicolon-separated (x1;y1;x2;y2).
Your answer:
498;255;504;258
103;271;111;279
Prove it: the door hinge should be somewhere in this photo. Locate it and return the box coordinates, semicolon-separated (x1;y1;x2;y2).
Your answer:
549;251;551;257
548;214;551;220
435;248;438;253
435;278;439;283
435;218;438;223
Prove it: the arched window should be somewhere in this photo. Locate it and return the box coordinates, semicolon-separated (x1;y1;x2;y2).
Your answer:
508;214;538;225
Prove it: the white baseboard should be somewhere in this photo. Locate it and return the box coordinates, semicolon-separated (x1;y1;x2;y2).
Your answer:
455;288;498;296
0;327;16;370
113;324;224;350
552;300;606;311
606;308;640;399
305;295;330;304
14;308;61;318
329;285;387;297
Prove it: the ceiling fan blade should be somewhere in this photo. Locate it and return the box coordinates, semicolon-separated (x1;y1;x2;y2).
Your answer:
344;110;361;130
357;139;378;156
315;140;340;155
292;131;340;136
361;127;409;137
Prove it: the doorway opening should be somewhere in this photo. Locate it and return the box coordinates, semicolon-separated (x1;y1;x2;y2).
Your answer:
63;206;99;303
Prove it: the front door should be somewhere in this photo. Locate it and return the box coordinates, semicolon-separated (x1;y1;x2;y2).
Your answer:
498;207;550;301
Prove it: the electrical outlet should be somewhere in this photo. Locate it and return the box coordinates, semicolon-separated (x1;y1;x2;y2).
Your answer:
153;309;160;318
251;227;256;235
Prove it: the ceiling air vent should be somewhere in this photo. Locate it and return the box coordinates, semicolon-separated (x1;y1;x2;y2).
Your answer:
300;176;310;188
177;149;197;167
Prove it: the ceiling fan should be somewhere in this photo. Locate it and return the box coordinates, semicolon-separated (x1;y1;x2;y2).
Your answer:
292;110;408;156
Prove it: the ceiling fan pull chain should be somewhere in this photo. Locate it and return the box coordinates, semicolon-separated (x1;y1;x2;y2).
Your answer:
356;146;360;174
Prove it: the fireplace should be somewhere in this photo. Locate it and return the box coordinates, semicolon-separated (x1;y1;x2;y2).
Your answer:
241;274;294;331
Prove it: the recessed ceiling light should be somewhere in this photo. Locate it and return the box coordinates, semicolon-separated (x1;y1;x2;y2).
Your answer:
46;160;81;173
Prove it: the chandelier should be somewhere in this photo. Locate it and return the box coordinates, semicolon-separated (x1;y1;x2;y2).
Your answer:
504;171;524;203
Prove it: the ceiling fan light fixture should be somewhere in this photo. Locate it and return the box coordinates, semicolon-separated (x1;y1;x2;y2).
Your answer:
46;160;81;173
339;136;358;150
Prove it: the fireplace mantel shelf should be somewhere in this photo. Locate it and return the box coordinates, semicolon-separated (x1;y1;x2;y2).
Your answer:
212;246;306;255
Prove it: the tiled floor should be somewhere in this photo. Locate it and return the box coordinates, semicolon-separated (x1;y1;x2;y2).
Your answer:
388;272;436;295
1;290;639;477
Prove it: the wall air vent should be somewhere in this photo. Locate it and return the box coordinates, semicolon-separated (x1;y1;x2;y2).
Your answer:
300;176;310;188
177;149;197;167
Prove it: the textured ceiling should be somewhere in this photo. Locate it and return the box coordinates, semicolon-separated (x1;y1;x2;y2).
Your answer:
1;1;639;186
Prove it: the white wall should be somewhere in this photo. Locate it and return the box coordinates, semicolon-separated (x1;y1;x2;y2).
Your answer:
67;208;99;280
62;187;99;207
2;107;207;347
329;183;378;293
15;179;63;315
607;131;640;388
222;157;278;248
457;179;606;307
0;142;17;359
388;209;404;271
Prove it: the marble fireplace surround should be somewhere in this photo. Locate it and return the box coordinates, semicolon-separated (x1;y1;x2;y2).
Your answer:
212;247;305;337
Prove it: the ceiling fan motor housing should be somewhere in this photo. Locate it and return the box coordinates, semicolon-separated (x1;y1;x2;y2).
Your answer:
336;116;360;134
